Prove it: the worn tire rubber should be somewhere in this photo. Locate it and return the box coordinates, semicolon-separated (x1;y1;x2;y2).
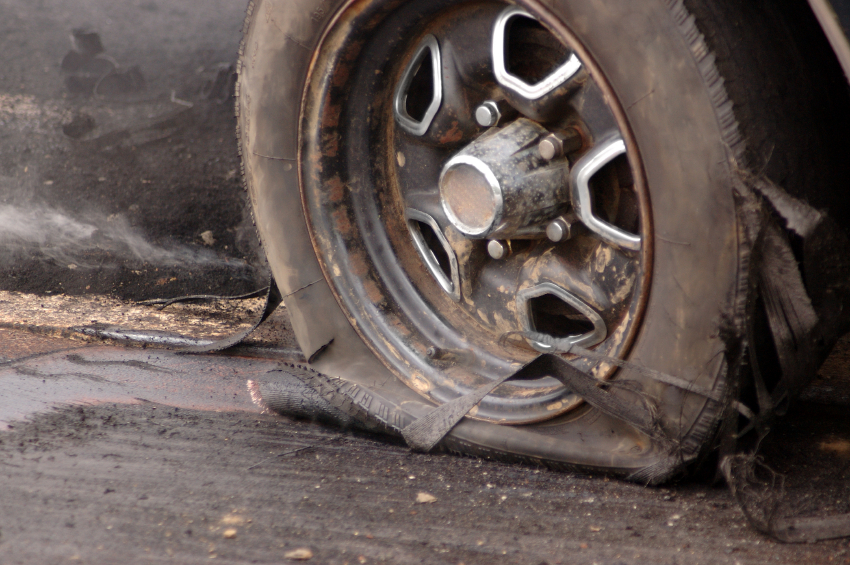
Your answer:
237;0;786;482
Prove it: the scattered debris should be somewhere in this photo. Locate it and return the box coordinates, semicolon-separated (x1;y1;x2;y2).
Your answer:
415;492;437;504
200;230;215;246
284;547;313;560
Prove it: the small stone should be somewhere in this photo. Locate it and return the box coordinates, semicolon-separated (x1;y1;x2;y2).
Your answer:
62;113;96;139
284;548;313;560
223;529;237;539
589;525;602;532
200;230;215;246
416;492;437;504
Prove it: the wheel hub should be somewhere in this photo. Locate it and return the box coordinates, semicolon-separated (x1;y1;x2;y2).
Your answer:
439;118;571;239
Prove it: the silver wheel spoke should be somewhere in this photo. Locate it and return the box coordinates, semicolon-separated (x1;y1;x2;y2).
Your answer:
394;35;443;136
516;282;607;353
570;133;642;252
405;207;461;301
492;7;582;101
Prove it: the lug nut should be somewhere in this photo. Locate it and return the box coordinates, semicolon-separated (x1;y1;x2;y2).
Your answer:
546;217;573;242
475;100;502;127
538;130;582;161
487;239;510;260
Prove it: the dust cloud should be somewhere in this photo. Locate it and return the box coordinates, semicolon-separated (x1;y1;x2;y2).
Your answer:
0;203;237;269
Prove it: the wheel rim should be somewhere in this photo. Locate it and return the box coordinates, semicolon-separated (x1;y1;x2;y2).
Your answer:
300;0;653;424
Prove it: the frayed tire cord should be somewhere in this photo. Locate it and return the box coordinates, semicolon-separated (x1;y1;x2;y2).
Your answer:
721;454;850;543
258;339;850;543
76;276;284;354
401;342;747;454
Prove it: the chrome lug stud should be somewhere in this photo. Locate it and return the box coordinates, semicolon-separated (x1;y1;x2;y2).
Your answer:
487;239;510;259
475;100;502;127
538;130;582;161
546;217;573;242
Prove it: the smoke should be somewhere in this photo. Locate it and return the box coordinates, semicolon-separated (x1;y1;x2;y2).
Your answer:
0;203;241;269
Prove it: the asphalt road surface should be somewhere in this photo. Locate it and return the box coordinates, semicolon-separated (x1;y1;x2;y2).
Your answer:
4;0;850;564
2;320;850;565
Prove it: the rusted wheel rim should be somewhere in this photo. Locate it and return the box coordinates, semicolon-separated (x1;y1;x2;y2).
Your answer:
300;0;652;424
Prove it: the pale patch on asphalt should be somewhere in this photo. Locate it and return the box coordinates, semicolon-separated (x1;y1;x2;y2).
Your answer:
0;345;277;429
0;93;66;133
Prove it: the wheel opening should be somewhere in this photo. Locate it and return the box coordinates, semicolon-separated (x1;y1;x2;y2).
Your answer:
404;54;435;123
504;15;569;85
588;154;640;235
528;293;596;338
411;219;452;281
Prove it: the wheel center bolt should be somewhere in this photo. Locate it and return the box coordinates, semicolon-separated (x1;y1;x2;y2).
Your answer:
487;239;510;260
475;101;502;127
545;216;574;242
538;129;582;161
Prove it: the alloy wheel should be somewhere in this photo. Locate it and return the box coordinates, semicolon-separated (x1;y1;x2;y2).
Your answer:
301;0;652;424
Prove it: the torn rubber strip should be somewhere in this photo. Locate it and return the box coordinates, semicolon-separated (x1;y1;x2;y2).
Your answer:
73;276;282;354
137;286;270;310
178;277;282;354
402;352;681;453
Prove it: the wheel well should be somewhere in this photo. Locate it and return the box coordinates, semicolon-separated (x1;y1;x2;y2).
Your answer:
685;0;850;231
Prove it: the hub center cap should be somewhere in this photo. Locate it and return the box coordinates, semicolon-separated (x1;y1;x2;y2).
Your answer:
439;118;571;239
